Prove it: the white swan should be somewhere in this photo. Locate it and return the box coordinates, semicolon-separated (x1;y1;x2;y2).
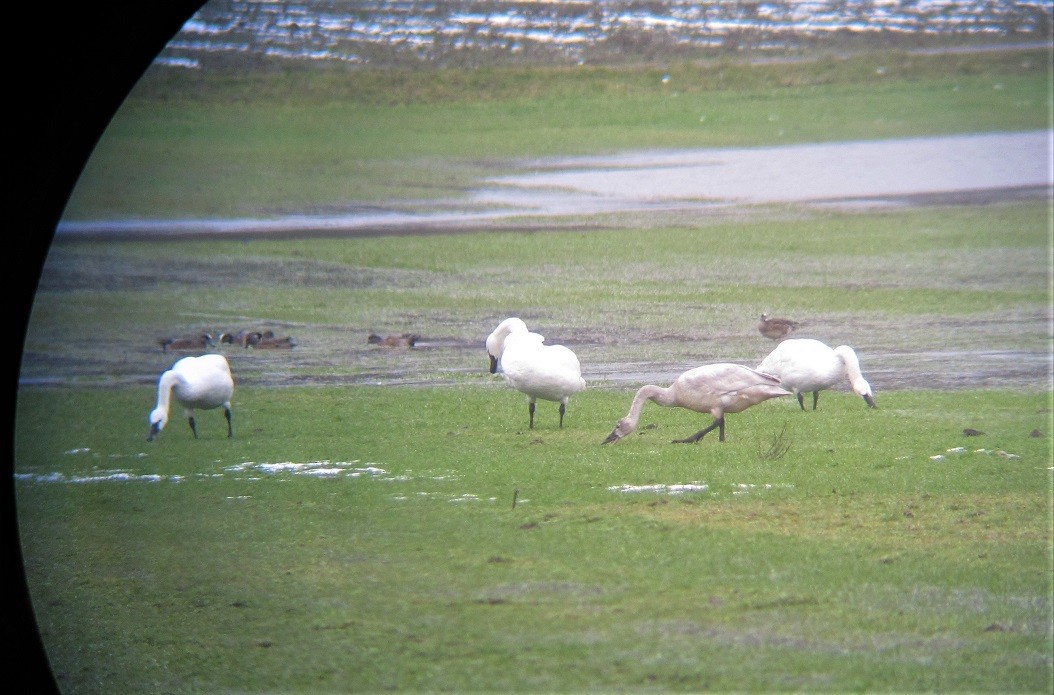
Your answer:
602;363;790;445
485;317;586;429
148;354;234;441
756;338;876;411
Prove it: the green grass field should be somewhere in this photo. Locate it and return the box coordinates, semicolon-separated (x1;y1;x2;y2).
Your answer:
16;45;1054;693
14;384;1053;692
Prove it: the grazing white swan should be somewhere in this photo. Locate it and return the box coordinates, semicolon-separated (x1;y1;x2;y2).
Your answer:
757;313;800;341
486;317;586;429
757;338;876;411
148;354;234;441
602;363;790;445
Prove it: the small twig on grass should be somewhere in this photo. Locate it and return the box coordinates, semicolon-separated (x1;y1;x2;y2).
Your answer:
756;424;791;461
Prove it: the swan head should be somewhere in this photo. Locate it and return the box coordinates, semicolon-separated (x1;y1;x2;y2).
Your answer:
601;418;635;445
486;318;529;373
147;408;168;441
856;380;876;408
834;345;876;408
485;330;504;369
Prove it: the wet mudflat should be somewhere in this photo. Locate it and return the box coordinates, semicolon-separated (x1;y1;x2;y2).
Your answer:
56;131;1052;238
33;132;1054;394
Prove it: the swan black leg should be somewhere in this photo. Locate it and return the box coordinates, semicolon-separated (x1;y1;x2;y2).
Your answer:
225;407;233;438
558;402;566;428
812;391;819;410
673;416;724;444
796;393;806;411
528;400;536;429
188;416;198;438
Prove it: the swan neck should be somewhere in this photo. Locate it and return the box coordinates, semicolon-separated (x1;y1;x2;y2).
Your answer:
488;318;527;360
836;347;871;394
626;384;672;424
835;347;860;374
155;371;177;414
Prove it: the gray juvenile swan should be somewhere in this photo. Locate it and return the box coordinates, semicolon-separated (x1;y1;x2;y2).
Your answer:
757;338;876;410
602;363;790;445
148;354;234;441
486;317;586;429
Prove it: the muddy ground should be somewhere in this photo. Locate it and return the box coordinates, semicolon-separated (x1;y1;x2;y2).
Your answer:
31;132;1054;395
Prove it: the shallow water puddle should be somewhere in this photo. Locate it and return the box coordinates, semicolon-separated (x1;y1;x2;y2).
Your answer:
906;447;1024;463
608;482;709;495
608;482;795;497
14;469;189;485
226;459;392;479
14;452;501;504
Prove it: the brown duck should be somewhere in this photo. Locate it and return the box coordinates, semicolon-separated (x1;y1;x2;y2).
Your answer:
368;333;420;349
758;313;800;341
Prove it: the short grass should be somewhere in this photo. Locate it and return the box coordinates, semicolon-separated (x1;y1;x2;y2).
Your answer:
17;42;1054;693
60;48;1051;219
14;384;1053;693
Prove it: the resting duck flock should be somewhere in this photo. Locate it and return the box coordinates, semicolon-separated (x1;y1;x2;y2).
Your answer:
756;338;876;410
602;363;790;445
219;330;296;349
486;317;586;429
147;354;235;441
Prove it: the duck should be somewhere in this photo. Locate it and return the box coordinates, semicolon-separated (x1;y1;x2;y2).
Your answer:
251;330;296;349
758;313;800;341
485;317;586;429
218;330;258;348
756;338;876;410
368;332;421;348
221;330;295;349
147;353;234;441
158;333;215;352
602;363;790;445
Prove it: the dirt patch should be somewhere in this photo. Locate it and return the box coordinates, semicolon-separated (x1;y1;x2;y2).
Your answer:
18;312;1051;395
